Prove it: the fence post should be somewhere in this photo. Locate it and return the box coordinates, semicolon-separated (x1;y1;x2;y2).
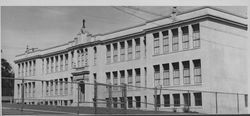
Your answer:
237;93;239;114
215;92;218;114
93;80;97;114
154;87;157;111
21;78;24;112
77;82;80;115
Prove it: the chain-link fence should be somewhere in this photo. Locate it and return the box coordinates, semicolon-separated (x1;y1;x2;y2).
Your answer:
2;77;248;115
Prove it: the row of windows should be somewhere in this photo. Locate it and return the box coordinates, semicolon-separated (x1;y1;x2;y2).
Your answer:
76;48;89;67
154;59;201;87
42;54;69;74
17;60;36;77
17;82;35;98
153;23;200;55
106;37;146;64
44;77;74;97
105;93;202;109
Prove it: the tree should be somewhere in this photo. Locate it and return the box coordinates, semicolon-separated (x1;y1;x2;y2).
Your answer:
2;58;14;96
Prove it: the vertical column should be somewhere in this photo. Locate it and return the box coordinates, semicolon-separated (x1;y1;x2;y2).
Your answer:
179;61;183;86
189;25;193;49
190;60;194;85
132;38;135;60
125;41;128;61
159;31;163;55
169;30;173;53
178;27;182;51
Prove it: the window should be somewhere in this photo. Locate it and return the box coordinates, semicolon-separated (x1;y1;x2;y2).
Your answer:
163;94;170;107
162;31;169;53
42;59;44;74
192;24;200;48
94;47;97;65
163;64;170;86
81;50;85;67
172;28;179;52
183;93;191;106
24;83;27;98
70;77;73;94
106;45;111;63
143;36;146;57
135;68;141;87
128;97;133;108
17;84;20;97
173;94;180;107
50;81;53;96
64;78;68;95
182;26;189;50
60;55;63;71
120;97;125;108
154;65;160;87
135;96;141;108
172;62;180;85
46;81;49;96
135;38;140;59
51;57;54;73
55;80;58;95
245;94;248;107
60;79;63;95
77;50;81;67
193;59;201;83
153;33;160;55
85;49;88;66
55;56;58;72
22;63;24;77
194;92;202;106
120;42;125;61
113;43;118;62
127;69;133;90
154;95;161;107
120;70;125;85
29;61;32;76
65;54;68;71
32;82;35;97
18;64;21;77
33;60;36;75
182;61;190;84
25;62;28;76
113;72;118;91
113;97;118;108
28;83;31;97
106;72;111;84
71;51;74;68
127;40;133;60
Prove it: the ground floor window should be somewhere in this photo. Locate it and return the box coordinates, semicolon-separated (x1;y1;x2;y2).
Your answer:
128;97;133;108
113;97;118;108
135;96;141;108
194;92;202;106
173;94;180;107
163;94;170;107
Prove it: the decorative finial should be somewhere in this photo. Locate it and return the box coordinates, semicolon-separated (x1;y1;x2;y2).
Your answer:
82;19;85;28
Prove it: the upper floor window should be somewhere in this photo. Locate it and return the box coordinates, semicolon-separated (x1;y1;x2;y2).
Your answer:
106;45;111;63
18;64;21;77
154;65;160;87
94;47;97;65
172;62;180;85
113;43;118;63
51;57;54;73
135;38;140;59
163;63;170;86
153;33;160;55
127;40;133;60
135;68;141;87
182;26;189;50
29;61;32;76
162;31;169;53
33;60;36;76
42;59;44;74
192;23;200;48
127;69;133;89
120;70;125;85
106;72;111;84
55;56;58;72
172;28;179;52
46;58;49;74
120;42;125;61
113;71;118;90
193;59;201;83
182;61;190;84
65;54;68;70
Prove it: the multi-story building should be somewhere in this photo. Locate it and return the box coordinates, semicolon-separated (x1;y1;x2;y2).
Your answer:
14;7;248;114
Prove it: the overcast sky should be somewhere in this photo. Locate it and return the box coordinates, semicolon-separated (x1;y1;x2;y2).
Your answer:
1;6;247;67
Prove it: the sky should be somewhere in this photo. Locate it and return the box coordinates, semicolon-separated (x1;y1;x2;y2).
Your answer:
1;6;247;67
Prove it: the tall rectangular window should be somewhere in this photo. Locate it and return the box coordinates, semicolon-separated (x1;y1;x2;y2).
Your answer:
65;54;68;71
153;33;160;55
55;56;58;72
127;40;133;60
154;65;160;87
127;69;133;90
50;81;53;96
182;61;190;84
135;68;141;87
193;59;201;83
154;95;161;107
163;94;170;107
192;24;200;48
162;31;169;53
51;57;54;73
60;55;63;71
46;81;49;96
106;72;111;84
172;28;179;52
29;61;32;76
33;60;36;75
71;77;73;95
28;83;31;98
135;96;141;108
64;78;68;95
46;58;49;73
60;79;63;95
113;72;118;91
113;97;118;108
127;97;133;108
163;63;170;86
172;62;180;85
55;80;58;95
183;93;191;106
106;45;111;63
120;42;125;61
18;64;21;77
135;38;140;59
93;47;97;65
81;50;85;66
182;26;189;50
173;94;180;107
25;62;27;76
32;82;35;97
113;43;118;63
42;59;44;74
77;50;81;67
194;92;202;106
22;63;24;77
120;70;125;85
17;84;20;97
245;94;248;107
